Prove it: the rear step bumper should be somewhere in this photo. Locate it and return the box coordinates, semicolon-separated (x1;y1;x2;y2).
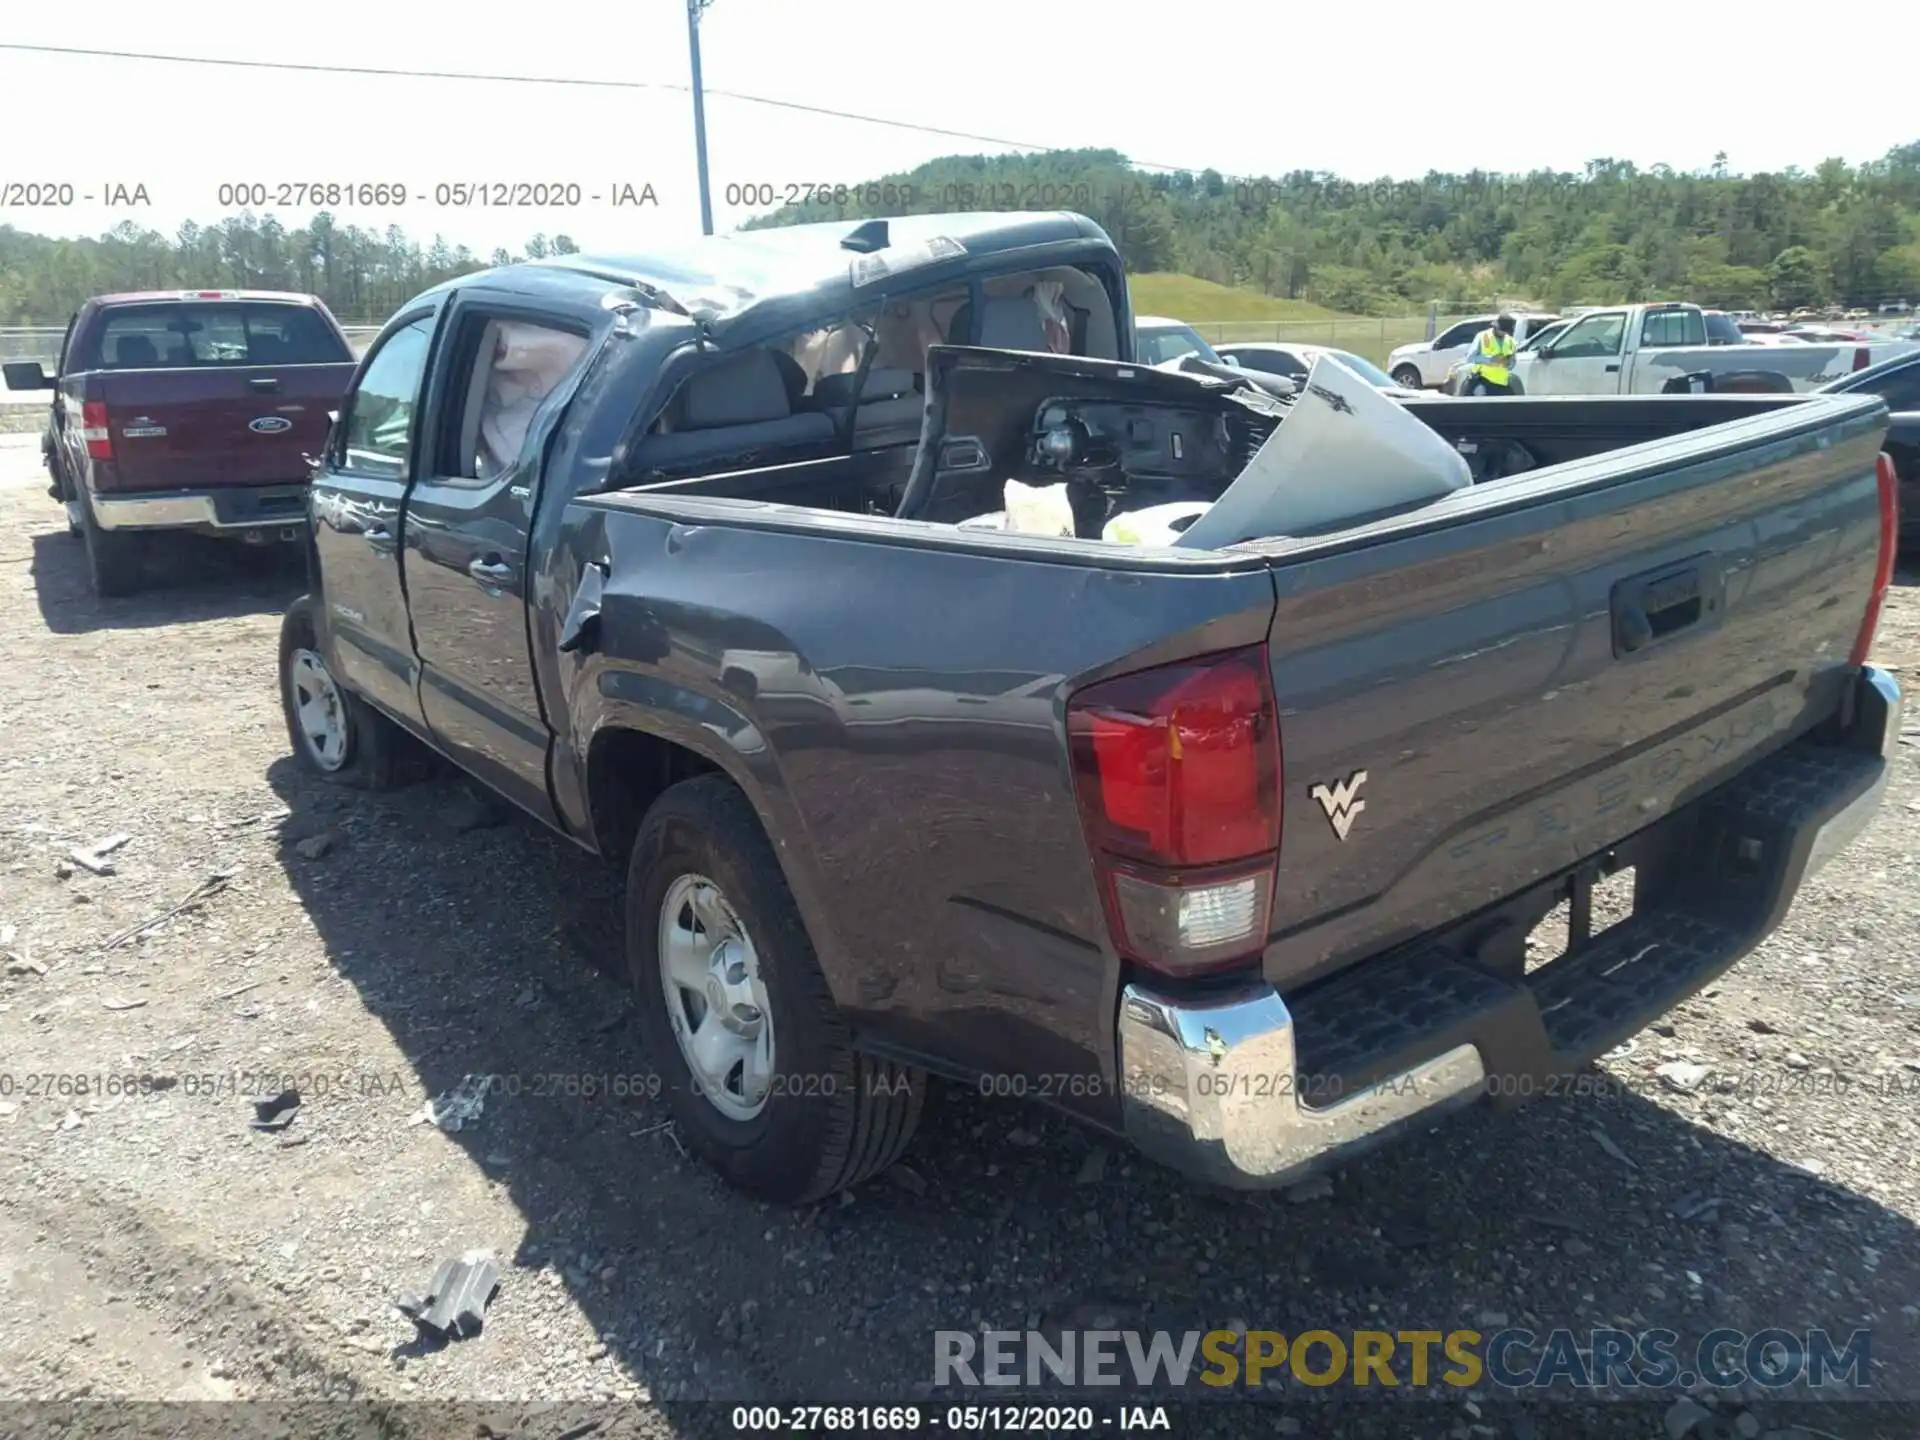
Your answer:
1117;664;1902;1189
92;483;308;536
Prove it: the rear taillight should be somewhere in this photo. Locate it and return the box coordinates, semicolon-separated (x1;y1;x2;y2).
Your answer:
1067;645;1281;978
1854;347;1871;371
81;400;113;461
1851;451;1898;668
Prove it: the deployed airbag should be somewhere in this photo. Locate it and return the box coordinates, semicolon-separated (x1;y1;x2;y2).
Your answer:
1175;353;1471;548
477;322;591;477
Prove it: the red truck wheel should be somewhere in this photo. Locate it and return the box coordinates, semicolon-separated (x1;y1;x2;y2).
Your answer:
76;494;145;598
625;774;925;1204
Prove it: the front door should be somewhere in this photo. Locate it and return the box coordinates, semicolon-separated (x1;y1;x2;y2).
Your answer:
1522;310;1627;396
310;307;442;730
400;294;593;825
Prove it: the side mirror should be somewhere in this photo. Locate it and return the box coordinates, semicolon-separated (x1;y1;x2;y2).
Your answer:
1220;354;1242;368
3;361;53;391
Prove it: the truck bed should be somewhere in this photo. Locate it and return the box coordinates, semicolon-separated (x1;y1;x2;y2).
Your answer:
556;387;1892;1102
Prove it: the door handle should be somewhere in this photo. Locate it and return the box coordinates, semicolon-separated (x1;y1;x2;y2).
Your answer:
1612;555;1722;657
249;377;279;392
1605;363;1620;372
469;556;515;585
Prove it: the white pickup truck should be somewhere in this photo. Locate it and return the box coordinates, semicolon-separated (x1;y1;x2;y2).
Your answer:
1512;301;1919;396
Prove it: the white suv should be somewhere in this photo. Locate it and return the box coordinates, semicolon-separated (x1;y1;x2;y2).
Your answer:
1387;313;1561;391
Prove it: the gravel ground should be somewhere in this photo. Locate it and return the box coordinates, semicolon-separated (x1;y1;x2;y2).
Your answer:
1;434;1918;1440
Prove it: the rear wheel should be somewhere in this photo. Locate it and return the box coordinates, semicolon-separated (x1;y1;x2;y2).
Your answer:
627;774;924;1204
278;596;419;790
1391;365;1424;391
77;491;144;597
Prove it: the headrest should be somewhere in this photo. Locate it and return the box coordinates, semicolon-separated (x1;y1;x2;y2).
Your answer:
115;334;159;366
680;350;793;429
976;297;1048;352
812;367;916;408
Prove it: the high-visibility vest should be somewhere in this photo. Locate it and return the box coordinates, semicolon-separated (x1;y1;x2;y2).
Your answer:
1468;328;1515;385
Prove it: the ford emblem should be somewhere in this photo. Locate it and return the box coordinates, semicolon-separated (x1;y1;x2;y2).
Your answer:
249;416;293;434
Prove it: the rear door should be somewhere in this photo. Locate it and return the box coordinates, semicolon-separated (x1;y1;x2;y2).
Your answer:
310;307;444;732
398;290;596;823
80;301;354;493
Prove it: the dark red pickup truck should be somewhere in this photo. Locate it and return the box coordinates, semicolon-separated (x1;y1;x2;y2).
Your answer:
2;290;357;596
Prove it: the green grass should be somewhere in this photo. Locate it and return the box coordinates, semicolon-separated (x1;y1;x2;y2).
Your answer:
1128;273;1344;323
1127;273;1448;365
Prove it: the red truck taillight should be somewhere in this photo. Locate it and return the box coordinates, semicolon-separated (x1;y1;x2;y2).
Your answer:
81;400;113;460
1067;646;1281;978
1853;347;1871;372
1851;451;1899;668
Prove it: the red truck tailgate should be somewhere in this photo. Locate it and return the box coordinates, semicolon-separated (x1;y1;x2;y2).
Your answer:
84;363;353;492
59;296;357;495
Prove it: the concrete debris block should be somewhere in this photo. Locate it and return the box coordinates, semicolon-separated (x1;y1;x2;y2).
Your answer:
1656;1061;1712;1092
293;832;336;860
250;1088;300;1132
396;1250;500;1339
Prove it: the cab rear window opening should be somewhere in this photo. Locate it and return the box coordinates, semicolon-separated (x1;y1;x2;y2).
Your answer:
622;266;1115;480
84;303;350;369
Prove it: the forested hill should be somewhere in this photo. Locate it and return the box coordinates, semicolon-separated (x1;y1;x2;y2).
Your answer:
742;144;1920;314
2;143;1917;324
0;219;578;327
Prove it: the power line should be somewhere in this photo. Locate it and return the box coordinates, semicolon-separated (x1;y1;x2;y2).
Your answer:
0;42;1202;174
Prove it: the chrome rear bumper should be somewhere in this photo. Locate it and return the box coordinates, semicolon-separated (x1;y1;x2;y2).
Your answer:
92;484;307;533
1117;983;1486;1189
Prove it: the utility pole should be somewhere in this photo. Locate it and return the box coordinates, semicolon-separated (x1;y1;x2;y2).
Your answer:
687;0;715;236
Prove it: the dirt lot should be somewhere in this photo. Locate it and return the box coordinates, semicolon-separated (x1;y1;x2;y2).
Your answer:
1;433;1919;1439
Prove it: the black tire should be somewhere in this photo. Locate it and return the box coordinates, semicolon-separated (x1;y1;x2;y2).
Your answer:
1391;365;1425;391
627;774;924;1204
77;490;145;596
277;596;420;790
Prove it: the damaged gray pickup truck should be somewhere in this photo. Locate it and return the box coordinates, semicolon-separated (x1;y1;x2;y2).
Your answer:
279;210;1904;1204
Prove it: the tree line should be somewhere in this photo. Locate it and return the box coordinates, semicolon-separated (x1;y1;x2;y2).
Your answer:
743;144;1920;315
0;217;581;326
3;141;1917;323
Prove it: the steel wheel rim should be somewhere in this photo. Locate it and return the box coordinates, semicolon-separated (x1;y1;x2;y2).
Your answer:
658;872;775;1122
288;648;350;771
1393;368;1422;390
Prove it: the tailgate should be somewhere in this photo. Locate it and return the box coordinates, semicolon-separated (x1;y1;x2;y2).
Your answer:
1259;399;1889;992
89;364;353;493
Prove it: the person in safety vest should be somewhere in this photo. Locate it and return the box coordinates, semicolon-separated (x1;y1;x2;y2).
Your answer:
1462;312;1519;395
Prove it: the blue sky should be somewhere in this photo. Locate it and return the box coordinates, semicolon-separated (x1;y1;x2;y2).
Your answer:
2;0;1916;255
